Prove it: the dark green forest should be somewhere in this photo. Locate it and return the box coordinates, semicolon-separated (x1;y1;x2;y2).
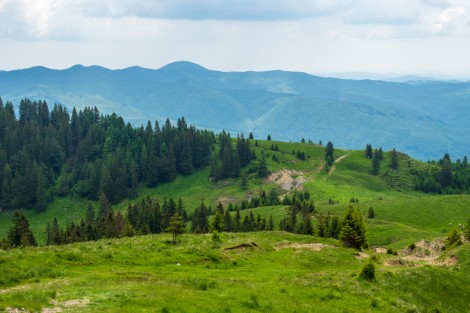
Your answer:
0;98;253;212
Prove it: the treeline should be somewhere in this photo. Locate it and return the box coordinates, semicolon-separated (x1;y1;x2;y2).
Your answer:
45;195;188;245
0;98;214;211
414;153;470;194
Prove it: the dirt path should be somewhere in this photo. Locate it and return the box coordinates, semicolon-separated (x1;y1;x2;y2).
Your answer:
328;154;348;176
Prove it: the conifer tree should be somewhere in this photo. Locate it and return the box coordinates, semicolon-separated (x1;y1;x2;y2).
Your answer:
7;211;37;248
241;171;248;190
371;149;381;175
1;164;13;209
35;170;47;212
339;206;366;249
257;152;269;178
167;212;185;244
389;148;399;170
325;141;334;167
365;144;373;159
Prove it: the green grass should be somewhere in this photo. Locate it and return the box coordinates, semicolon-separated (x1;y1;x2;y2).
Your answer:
0;232;469;312
0;140;467;249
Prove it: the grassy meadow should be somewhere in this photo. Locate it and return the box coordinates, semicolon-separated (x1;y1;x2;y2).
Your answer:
1;139;469;312
1;232;469;313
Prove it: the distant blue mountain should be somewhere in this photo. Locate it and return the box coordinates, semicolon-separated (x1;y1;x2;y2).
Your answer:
1;61;469;160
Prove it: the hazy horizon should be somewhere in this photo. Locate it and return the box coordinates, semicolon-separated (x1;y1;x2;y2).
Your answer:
1;1;470;78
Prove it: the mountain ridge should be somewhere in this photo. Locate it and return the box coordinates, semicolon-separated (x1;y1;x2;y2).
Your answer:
1;61;469;160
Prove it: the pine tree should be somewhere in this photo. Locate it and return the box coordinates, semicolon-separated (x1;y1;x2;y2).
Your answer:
128;161;138;198
339;206;366;249
324;141;334;167
439;155;453;188
146;152;159;188
249;132;254;140
167;213;185;244
241;172;248;190
389;148;399;170
267;134;271;141
7;211;37;248
365;144;373;159
35;170;47;212
371;149;381;175
257;152;269;178
178;137;193;175
268;214;274;231
1;164;13;209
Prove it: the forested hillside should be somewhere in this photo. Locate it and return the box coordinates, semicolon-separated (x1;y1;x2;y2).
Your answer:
0;98;217;211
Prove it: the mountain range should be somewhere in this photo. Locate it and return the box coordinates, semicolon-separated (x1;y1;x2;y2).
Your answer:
1;61;469;160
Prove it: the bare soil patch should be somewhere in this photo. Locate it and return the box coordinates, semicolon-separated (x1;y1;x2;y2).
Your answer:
267;169;307;191
372;247;388;254
353;252;370;260
275;242;334;251
387;238;458;267
41;298;91;313
217;195;238;206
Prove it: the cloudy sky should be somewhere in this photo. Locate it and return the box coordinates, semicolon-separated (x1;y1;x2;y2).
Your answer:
0;0;469;77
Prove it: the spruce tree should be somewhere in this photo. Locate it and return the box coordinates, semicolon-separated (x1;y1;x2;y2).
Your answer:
339;206;366;249
257;152;269;178
365;144;373;159
371;149;381;175
35;170;47;212
167;213;185;243
324;141;334;167
241;172;248;190
389;148;399;170
7;211;37;248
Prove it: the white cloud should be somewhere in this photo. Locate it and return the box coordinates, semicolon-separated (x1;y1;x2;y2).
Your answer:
432;6;466;34
343;0;421;25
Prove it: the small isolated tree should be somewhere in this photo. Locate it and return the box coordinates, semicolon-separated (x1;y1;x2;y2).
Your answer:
267;134;272;141
339;206;366;249
249;132;254;140
324;141;334;167
367;207;375;219
166;213;185;244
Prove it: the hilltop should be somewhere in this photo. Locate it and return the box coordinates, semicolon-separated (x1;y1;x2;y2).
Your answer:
1;62;470;160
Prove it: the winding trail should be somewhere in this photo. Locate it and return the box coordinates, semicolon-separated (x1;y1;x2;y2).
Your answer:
328;154;348;176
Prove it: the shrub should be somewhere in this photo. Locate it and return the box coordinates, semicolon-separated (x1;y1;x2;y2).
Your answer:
445;228;462;249
387;247;398;255
359;262;376;281
409;243;416;250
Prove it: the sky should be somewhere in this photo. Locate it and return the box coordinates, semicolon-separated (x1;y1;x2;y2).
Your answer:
0;0;470;78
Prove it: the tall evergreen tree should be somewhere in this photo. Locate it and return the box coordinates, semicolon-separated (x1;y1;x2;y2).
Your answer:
389;148;399;170
257;152;269;178
6;211;37;248
371;149;381;175
325;141;334;167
